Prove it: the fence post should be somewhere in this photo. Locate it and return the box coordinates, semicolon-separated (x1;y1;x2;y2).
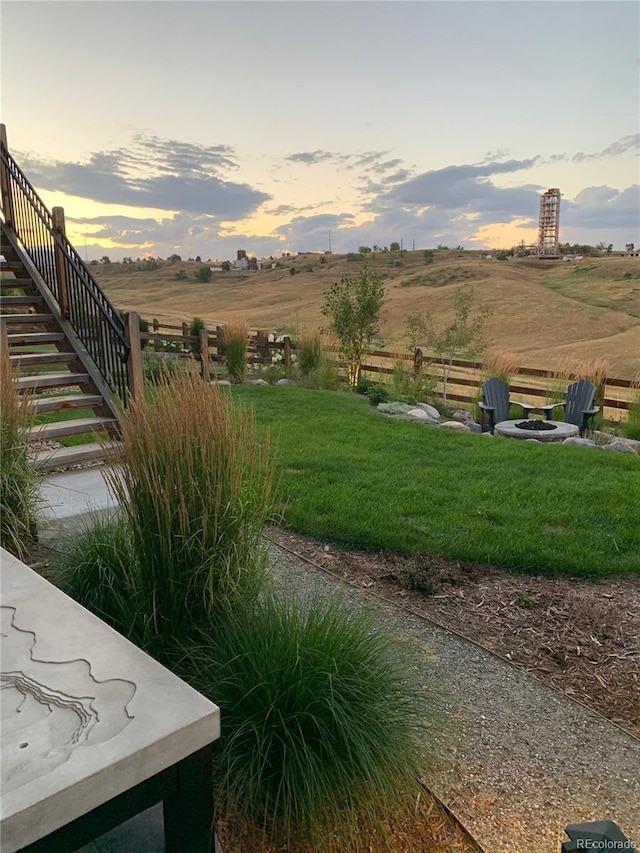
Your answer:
0;124;16;229
51;207;70;318
153;318;161;352
216;325;224;358
124;311;144;404
413;348;423;379
283;335;291;371
182;321;189;351
599;375;608;419
200;329;210;381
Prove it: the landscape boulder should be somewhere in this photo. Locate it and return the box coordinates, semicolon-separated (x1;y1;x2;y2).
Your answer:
276;378;296;386
562;437;598;448
407;408;433;420
440;421;471;432
416;403;440;419
601;440;638;455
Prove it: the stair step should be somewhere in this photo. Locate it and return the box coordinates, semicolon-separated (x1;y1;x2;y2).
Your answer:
32;440;124;472
1;313;54;324
27;393;105;414
10;351;76;367
7;331;66;346
0;295;44;306
15;371;90;390
0;260;22;272
28;416;117;441
0;278;35;290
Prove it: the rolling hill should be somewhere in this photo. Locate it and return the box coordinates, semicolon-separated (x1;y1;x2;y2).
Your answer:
94;250;640;379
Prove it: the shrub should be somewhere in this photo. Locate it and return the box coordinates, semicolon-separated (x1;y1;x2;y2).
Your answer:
376;401;416;416
364;383;390;406
221;321;249;383
293;357;341;391
189;316;207;354
195;265;212;283
392;359;437;403
142;356;194;384
0;347;41;558
297;331;323;377
174;270;187;281
620;379;640;440
185;593;436;848
55;373;279;654
248;363;287;384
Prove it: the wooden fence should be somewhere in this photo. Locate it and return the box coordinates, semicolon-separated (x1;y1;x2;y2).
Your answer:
140;320;635;421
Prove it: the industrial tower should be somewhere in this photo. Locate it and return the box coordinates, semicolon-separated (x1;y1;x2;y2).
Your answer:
537;188;561;259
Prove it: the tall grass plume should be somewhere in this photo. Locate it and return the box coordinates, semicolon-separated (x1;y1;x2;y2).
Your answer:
222;320;249;383
1;341;41;558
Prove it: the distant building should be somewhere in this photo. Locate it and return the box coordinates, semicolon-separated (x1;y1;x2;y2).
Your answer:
537;189;561;259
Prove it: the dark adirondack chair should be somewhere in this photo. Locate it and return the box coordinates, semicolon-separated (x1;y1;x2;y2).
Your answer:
478;377;534;433
541;379;599;436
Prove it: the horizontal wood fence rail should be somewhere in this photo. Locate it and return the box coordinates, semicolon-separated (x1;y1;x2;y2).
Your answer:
349;349;635;419
136;326;634;419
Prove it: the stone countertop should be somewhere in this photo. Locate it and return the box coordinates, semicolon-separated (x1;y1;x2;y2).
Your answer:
0;548;220;853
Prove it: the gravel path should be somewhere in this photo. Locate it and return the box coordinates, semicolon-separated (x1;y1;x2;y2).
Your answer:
267;543;640;853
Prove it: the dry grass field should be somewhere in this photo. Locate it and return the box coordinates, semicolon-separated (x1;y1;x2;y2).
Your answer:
94;250;640;379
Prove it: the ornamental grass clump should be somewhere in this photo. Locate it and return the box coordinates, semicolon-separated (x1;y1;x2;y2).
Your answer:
0;343;41;558
297;331;323;377
106;373;278;646
55;516;146;644
185;593;439;851
56;372;279;654
222;320;249;383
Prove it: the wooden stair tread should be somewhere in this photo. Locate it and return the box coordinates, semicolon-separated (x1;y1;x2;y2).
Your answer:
15;371;90;389
7;331;66;345
0;295;44;306
28;416;117;441
2;312;54;324
0;278;34;289
27;394;104;414
31;440;123;471
10;352;76;367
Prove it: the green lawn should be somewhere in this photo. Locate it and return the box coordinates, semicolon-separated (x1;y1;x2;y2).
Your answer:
231;386;640;578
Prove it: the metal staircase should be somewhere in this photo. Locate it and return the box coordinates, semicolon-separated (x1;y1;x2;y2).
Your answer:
1;125;142;472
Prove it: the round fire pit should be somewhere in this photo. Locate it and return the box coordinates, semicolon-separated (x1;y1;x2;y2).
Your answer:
494;419;579;442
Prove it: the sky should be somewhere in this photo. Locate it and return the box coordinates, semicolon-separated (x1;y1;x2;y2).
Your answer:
1;1;639;261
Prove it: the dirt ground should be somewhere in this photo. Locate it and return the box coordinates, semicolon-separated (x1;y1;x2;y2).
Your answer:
268;528;640;740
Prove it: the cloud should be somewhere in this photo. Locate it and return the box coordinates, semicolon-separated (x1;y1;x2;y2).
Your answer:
539;134;640;166
380;159;540;210
18;134;270;219
571;133;639;164
286;150;336;165
563;184;640;229
274;212;356;249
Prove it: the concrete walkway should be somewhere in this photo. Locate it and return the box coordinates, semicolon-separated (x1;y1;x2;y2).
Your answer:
37;469;640;852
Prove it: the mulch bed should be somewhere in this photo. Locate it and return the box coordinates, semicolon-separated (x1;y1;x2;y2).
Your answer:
216;790;482;853
268;528;640;739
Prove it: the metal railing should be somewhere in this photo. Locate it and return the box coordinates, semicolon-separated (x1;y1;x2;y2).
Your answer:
0;127;131;403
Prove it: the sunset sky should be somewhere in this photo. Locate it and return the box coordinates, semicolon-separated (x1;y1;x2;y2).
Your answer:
2;1;638;260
